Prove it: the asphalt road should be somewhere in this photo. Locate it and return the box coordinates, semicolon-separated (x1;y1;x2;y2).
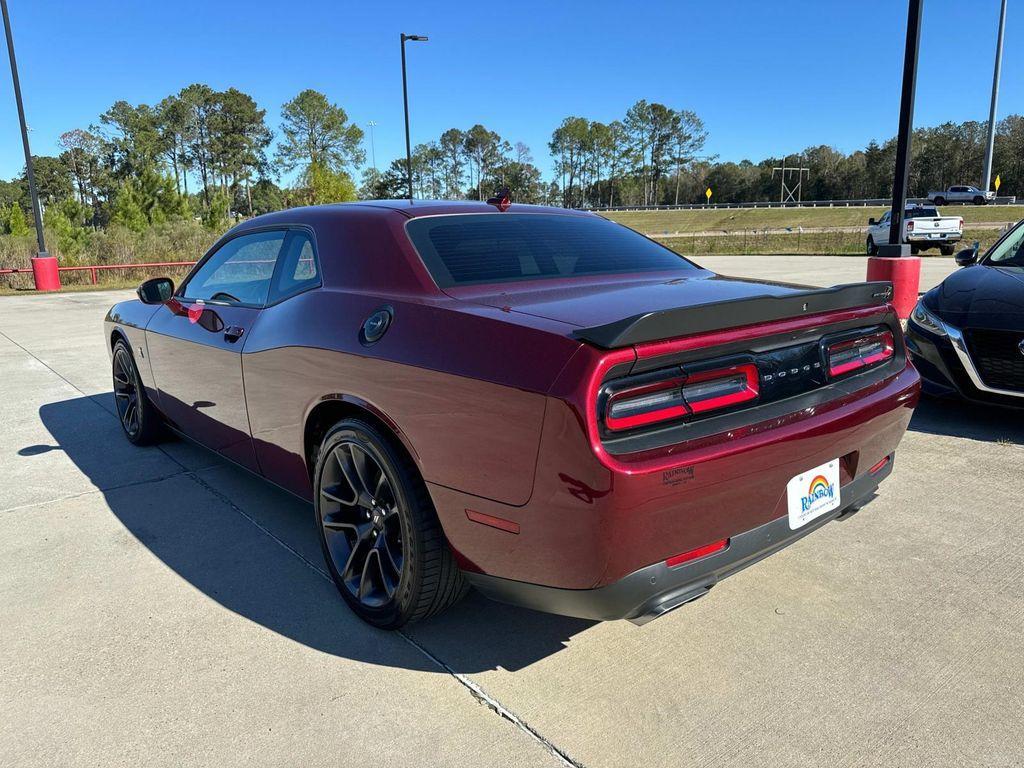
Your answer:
1;269;1022;767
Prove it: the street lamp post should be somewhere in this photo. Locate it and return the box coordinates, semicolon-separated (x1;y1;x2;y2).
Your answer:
367;120;378;173
982;0;1007;194
866;0;923;319
1;0;58;290
400;33;428;201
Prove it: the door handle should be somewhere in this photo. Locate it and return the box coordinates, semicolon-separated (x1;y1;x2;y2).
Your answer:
224;325;245;342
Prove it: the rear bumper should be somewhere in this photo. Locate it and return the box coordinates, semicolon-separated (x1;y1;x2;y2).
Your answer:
468;457;892;623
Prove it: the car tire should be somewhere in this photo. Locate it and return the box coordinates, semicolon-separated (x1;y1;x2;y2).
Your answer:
866;236;877;256
111;338;162;446
940;244;955;256
313;418;467;629
973;196;985;205
910;245;921;255
933;197;945;206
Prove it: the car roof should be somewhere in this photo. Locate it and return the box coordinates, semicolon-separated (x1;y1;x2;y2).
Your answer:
341;199;596;219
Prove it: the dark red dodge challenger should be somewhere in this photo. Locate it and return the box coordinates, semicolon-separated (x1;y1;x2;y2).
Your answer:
105;200;919;629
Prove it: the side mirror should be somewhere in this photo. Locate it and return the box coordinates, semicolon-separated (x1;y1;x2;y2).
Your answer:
137;277;174;304
954;242;979;267
868;217;877;225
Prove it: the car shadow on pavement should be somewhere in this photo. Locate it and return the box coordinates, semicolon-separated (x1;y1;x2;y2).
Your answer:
38;395;595;673
908;396;1024;446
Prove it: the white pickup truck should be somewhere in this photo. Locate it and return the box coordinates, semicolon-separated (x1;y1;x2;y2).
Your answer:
866;206;963;256
927;186;995;206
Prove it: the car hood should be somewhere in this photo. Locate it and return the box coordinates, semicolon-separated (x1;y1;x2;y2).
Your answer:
446;270;816;330
927;264;1024;328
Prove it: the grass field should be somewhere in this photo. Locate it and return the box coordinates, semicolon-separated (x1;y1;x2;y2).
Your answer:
603;205;1024;234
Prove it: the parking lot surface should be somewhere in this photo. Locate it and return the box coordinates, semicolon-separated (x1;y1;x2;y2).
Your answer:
1;262;1022;767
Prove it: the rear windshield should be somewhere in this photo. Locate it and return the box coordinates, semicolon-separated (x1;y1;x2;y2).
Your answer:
405;213;696;287
906;207;939;218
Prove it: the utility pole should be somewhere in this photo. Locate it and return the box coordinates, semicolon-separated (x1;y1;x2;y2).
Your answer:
400;33;428;201
1;0;45;256
1;0;58;290
772;156;810;203
982;0;1007;194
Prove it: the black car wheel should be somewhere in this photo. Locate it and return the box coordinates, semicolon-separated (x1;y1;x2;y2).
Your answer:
866;236;877;256
973;196;986;205
314;419;466;629
940;244;955;256
112;339;161;445
934;197;946;206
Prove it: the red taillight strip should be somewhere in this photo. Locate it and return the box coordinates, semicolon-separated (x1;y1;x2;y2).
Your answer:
666;538;728;568
582;304;894;474
827;330;895;378
683;363;759;414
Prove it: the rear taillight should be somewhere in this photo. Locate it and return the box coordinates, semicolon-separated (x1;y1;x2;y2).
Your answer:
958;217;964;231
826;330;894;378
906;220;915;232
605;363;759;432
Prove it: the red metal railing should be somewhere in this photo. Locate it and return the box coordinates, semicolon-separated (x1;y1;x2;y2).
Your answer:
0;260;198;285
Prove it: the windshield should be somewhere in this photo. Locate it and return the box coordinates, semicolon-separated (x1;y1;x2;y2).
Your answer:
906;207;939;219
405;213;697;287
984;221;1024;267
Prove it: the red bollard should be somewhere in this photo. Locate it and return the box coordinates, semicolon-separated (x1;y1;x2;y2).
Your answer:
31;255;61;292
866;256;921;319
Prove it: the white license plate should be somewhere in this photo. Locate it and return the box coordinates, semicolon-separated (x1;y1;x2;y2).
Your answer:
786;459;841;530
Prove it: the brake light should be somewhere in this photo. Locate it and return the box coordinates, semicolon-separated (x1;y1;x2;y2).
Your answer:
826;330;894;378
958;217;964;231
604;363;759;432
906;220;915;232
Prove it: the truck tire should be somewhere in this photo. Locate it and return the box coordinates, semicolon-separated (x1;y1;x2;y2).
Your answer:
940;244;955;256
866;236;878;256
933;197;945;206
973;196;986;205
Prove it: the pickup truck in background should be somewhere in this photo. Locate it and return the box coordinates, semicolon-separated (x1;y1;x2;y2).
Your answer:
927;186;995;206
866;206;964;256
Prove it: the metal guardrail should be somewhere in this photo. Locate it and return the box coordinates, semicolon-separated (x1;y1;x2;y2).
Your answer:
588;196;1018;212
0;260;198;285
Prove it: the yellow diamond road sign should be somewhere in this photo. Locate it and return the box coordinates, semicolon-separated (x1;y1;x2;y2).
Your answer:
994;175;1001;192
705;187;712;201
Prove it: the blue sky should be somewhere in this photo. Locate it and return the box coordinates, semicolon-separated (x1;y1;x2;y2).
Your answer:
0;0;1018;182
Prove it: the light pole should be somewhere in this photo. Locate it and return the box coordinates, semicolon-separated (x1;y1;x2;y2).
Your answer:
982;0;1007;194
400;33;428;200
866;0;923;319
367;120;378;172
1;0;58;290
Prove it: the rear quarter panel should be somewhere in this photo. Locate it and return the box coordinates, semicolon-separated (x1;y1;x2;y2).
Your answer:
241;287;580;505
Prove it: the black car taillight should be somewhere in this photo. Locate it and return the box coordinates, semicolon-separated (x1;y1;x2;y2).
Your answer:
604;362;759;432
826;329;894;378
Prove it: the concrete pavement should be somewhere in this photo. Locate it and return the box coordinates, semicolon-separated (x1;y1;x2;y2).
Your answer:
1;276;1022;768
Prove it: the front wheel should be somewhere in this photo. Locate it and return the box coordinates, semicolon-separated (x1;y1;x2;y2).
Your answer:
313;419;467;629
112;339;162;445
866;236;878;256
973;196;986;205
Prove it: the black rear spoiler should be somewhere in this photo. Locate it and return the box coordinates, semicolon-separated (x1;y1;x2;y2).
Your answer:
571;281;895;349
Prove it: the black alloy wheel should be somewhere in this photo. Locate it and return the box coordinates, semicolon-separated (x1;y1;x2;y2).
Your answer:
314;419;466;628
112;339;160;445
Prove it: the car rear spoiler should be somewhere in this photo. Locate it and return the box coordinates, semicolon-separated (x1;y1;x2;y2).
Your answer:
571;281;895;349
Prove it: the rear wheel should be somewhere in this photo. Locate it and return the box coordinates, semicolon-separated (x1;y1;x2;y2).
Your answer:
910;245;921;255
933;197;946;206
112;339;162;445
866;236;878;256
940;244;955;256
313;419;467;629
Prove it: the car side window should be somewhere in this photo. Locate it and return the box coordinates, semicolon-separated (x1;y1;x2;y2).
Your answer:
183;230;287;306
268;231;320;304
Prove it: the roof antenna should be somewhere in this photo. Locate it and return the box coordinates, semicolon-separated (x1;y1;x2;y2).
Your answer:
486;186;511;212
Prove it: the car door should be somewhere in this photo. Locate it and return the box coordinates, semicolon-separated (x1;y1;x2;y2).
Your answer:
876;211;891;242
146;229;287;471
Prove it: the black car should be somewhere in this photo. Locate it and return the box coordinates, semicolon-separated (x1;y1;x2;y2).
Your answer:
906;220;1024;408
